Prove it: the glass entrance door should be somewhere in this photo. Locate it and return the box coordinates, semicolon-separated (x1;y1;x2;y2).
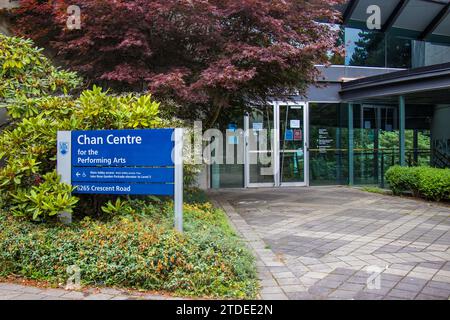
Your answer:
279;104;307;186
244;102;308;187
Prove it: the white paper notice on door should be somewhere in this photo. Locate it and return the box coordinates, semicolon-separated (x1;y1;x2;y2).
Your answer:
290;120;300;129
253;123;263;131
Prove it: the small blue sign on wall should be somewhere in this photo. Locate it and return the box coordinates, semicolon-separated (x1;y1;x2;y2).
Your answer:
285;129;294;141
57;128;184;231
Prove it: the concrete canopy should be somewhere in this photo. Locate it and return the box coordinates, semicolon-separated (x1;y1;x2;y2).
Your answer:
342;0;450;44
340;62;450;103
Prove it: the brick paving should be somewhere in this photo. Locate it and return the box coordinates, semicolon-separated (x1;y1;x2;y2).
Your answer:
210;186;450;300
0;283;184;300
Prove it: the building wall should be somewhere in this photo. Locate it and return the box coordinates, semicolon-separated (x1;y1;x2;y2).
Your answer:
432;105;450;157
0;17;12;36
305;65;404;102
0;0;18;35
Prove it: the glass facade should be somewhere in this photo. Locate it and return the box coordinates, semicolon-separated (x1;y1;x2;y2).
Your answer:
210;111;245;189
352;104;400;185
343;27;450;68
309;103;348;185
412;41;450;68
405;105;433;167
345;27;413;68
209;102;433;189
208;23;444;189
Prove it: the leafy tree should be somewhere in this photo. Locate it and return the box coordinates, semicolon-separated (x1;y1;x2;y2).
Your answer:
10;0;344;126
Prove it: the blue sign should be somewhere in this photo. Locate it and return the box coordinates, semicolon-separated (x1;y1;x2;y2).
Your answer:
67;129;176;195
227;123;239;145
72;183;174;196
71;167;174;183
72;129;174;167
285;129;294;141
57;128;184;231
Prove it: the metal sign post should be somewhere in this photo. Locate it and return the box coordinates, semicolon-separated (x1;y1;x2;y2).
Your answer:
57;128;184;232
174;128;184;233
57;131;73;225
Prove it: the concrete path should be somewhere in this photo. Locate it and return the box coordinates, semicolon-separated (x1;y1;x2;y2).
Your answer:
0;282;183;300
210;187;450;300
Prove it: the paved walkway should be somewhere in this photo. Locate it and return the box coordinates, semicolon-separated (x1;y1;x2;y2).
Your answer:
210;187;450;300
0;283;183;300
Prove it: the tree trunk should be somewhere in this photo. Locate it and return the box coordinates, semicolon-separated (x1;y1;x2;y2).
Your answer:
206;103;224;129
206;93;229;129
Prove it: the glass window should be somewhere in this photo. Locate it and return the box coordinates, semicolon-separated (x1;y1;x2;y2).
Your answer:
345;28;413;68
412;41;450;68
353;104;400;185
345;27;386;67
210;110;245;188
386;33;412;68
309;103;348;185
405;105;432;166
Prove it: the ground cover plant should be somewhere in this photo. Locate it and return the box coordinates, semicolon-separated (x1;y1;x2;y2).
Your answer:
0;194;258;298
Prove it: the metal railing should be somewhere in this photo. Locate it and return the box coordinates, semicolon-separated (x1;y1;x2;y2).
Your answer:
433;148;450;169
309;147;432;188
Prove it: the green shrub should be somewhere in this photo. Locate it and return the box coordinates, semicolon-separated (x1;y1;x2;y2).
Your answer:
415;167;450;201
0;34;80;104
0;200;258;299
385;166;419;196
0;86;185;220
385;166;450;201
9;171;78;220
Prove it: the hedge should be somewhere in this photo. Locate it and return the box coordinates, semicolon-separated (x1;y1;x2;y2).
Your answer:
385;166;450;201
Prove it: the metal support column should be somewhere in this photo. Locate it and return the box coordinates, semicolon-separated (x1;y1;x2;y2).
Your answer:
399;96;406;166
348;103;354;185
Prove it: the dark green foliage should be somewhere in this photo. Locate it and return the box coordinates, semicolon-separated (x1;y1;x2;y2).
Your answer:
0;34;80;104
385;166;450;201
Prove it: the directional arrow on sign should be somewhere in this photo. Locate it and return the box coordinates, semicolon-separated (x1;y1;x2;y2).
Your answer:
76;172;81;177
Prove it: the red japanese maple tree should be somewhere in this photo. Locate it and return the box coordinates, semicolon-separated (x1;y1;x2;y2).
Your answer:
11;0;344;125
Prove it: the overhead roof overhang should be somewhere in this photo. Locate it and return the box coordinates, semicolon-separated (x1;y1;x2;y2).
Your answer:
342;0;450;44
340;62;450;102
